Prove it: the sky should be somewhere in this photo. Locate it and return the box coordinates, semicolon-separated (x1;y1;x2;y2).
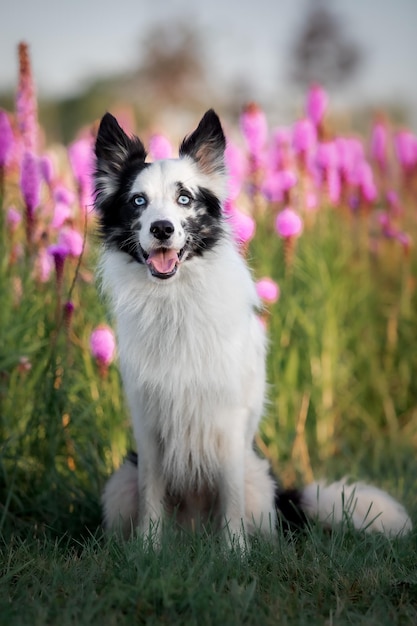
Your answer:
1;0;417;127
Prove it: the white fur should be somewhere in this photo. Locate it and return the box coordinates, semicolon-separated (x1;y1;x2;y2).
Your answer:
301;480;412;536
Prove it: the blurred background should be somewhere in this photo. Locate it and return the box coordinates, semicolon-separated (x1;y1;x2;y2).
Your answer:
1;0;417;143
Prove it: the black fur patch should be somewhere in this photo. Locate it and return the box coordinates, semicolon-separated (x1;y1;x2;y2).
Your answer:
182;186;225;259
95;161;150;261
275;487;308;533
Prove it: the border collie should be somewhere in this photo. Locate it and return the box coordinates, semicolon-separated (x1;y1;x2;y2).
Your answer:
94;109;412;546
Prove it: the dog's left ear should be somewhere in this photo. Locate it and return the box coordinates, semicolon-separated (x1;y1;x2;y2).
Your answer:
179;109;226;176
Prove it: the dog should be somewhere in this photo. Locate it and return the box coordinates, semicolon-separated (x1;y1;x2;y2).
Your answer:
94;109;412;546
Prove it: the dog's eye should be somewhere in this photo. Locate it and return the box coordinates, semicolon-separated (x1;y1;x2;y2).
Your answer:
132;194;147;208
178;194;191;206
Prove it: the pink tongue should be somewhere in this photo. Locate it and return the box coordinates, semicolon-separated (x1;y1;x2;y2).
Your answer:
146;249;179;274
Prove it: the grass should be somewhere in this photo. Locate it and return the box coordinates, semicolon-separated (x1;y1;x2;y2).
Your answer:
1;522;417;625
1;112;417;623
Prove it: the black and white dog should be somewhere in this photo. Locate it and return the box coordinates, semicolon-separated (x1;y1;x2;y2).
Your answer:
94;110;411;546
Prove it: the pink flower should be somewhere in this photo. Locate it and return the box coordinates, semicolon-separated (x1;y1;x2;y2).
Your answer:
335;137;364;183
231;211;256;244
0;109;14;167
90;325;116;368
51;202;72;229
68;137;94;208
305;84;328;127
16;42;38;153
275;207;303;239
327;169;341;205
305;190;318;212
292;118;317;159
386;190;403;217
316;141;339;171
149;133;173;160
7;206;22;230
39;154;55;185
256;278;280;303
226;204;256;244
370;121;388;169
397;232;412;253
225;141;247;200
240;102;268;157
20;150;41;217
51;185;75;228
269;127;293;169
58;227;84;257
355;161;377;203
394;130;417;171
262;169;297;202
36;247;54;282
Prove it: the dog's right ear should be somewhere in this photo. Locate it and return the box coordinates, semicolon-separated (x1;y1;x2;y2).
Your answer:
95;113;146;173
179;109;226;177
94;113;147;202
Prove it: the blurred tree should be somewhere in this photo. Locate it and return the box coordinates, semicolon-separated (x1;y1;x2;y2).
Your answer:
289;0;362;88
137;22;208;104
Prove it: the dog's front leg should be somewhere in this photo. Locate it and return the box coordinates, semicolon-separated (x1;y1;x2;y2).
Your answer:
137;441;165;546
220;429;247;551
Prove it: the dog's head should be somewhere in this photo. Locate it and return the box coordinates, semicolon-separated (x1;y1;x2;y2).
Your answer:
94;110;227;281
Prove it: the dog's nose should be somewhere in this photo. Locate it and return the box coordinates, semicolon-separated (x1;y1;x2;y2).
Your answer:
150;220;175;241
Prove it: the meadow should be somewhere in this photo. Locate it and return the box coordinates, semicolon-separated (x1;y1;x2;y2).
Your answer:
1;45;417;624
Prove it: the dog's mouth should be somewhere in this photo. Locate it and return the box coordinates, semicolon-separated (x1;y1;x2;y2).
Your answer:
141;246;187;280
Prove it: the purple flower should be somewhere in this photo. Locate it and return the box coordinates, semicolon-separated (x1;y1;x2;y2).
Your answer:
0;109;14;167
20;150;41;219
39;154;55;185
275;207;303;239
63;300;75;331
240;102;268;157
58;227;84;257
90;325;116;374
16;42;38;153
47;243;69;286
149;133;173;160
54;185;75;206
256;278;280;303
305;84;328;127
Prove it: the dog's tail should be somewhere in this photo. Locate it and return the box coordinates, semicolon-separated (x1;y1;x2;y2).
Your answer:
102;452;139;539
276;479;412;537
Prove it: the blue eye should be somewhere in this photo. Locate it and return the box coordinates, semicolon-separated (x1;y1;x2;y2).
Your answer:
132;194;147;207
178;194;191;206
